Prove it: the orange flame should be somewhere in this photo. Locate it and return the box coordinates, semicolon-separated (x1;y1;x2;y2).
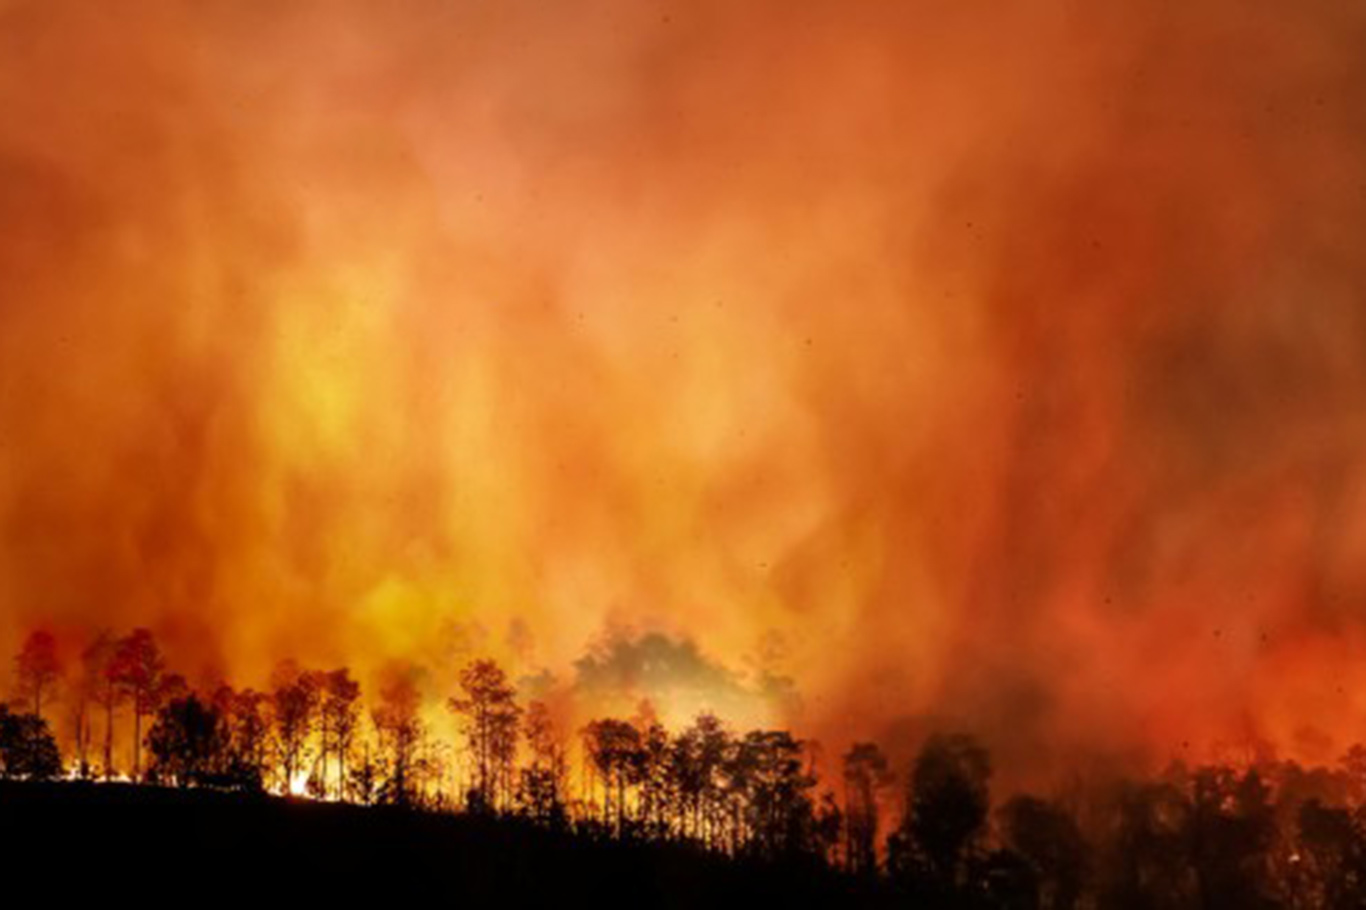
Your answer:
1;1;1364;787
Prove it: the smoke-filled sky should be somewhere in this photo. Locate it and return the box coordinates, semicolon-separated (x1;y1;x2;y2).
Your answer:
2;0;1366;782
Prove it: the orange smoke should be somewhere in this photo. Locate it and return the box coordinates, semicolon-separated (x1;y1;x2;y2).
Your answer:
1;0;1365;784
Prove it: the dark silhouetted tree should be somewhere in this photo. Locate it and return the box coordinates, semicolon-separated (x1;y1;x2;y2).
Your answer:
349;744;380;806
813;791;845;868
86;630;123;779
979;846;1043;910
672;712;732;846
1098;778;1195;910
67;639;99;778
582;717;643;835
890;732;992;900
320;668;361;800
634;703;673;837
14;629;62;721
147;692;228;787
732;729;818;858
843;741;892;875
213;685;269;791
518;700;568;827
109;628;166;781
0;704;62;780
1341;744;1366;806
448;658;520;812
1189;766;1276;909
1294;798;1366;908
1000;795;1087;910
270;661;320;793
372;672;424;807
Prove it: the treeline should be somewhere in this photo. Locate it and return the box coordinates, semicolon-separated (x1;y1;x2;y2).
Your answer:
6;628;1366;908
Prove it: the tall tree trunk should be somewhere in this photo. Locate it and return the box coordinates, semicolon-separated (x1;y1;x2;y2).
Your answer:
319;715;328;798
133;706;141;781
73;704;86;774
103;690;114;780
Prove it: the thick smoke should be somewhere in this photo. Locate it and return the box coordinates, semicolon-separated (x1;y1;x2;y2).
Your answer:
2;0;1365;783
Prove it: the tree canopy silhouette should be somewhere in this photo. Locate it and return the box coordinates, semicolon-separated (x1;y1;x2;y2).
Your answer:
146;692;228;787
14;630;62;721
14;626;1366;908
109;628;166;781
889;732;992;901
449;658;521;813
0;704;62;780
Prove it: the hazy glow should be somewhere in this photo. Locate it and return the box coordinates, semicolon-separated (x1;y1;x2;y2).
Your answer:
1;0;1365;783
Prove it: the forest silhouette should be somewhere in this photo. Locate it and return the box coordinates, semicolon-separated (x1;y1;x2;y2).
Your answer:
2;626;1364;908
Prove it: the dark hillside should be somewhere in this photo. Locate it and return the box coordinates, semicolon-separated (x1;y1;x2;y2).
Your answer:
0;781;881;908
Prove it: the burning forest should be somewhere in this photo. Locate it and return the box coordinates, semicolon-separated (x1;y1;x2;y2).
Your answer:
2;0;1366;906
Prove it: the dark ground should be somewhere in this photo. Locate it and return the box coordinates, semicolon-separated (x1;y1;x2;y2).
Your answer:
0;781;884;908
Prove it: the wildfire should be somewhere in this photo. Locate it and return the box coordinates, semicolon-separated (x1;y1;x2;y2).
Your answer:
286;772;310;799
0;0;1363;787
